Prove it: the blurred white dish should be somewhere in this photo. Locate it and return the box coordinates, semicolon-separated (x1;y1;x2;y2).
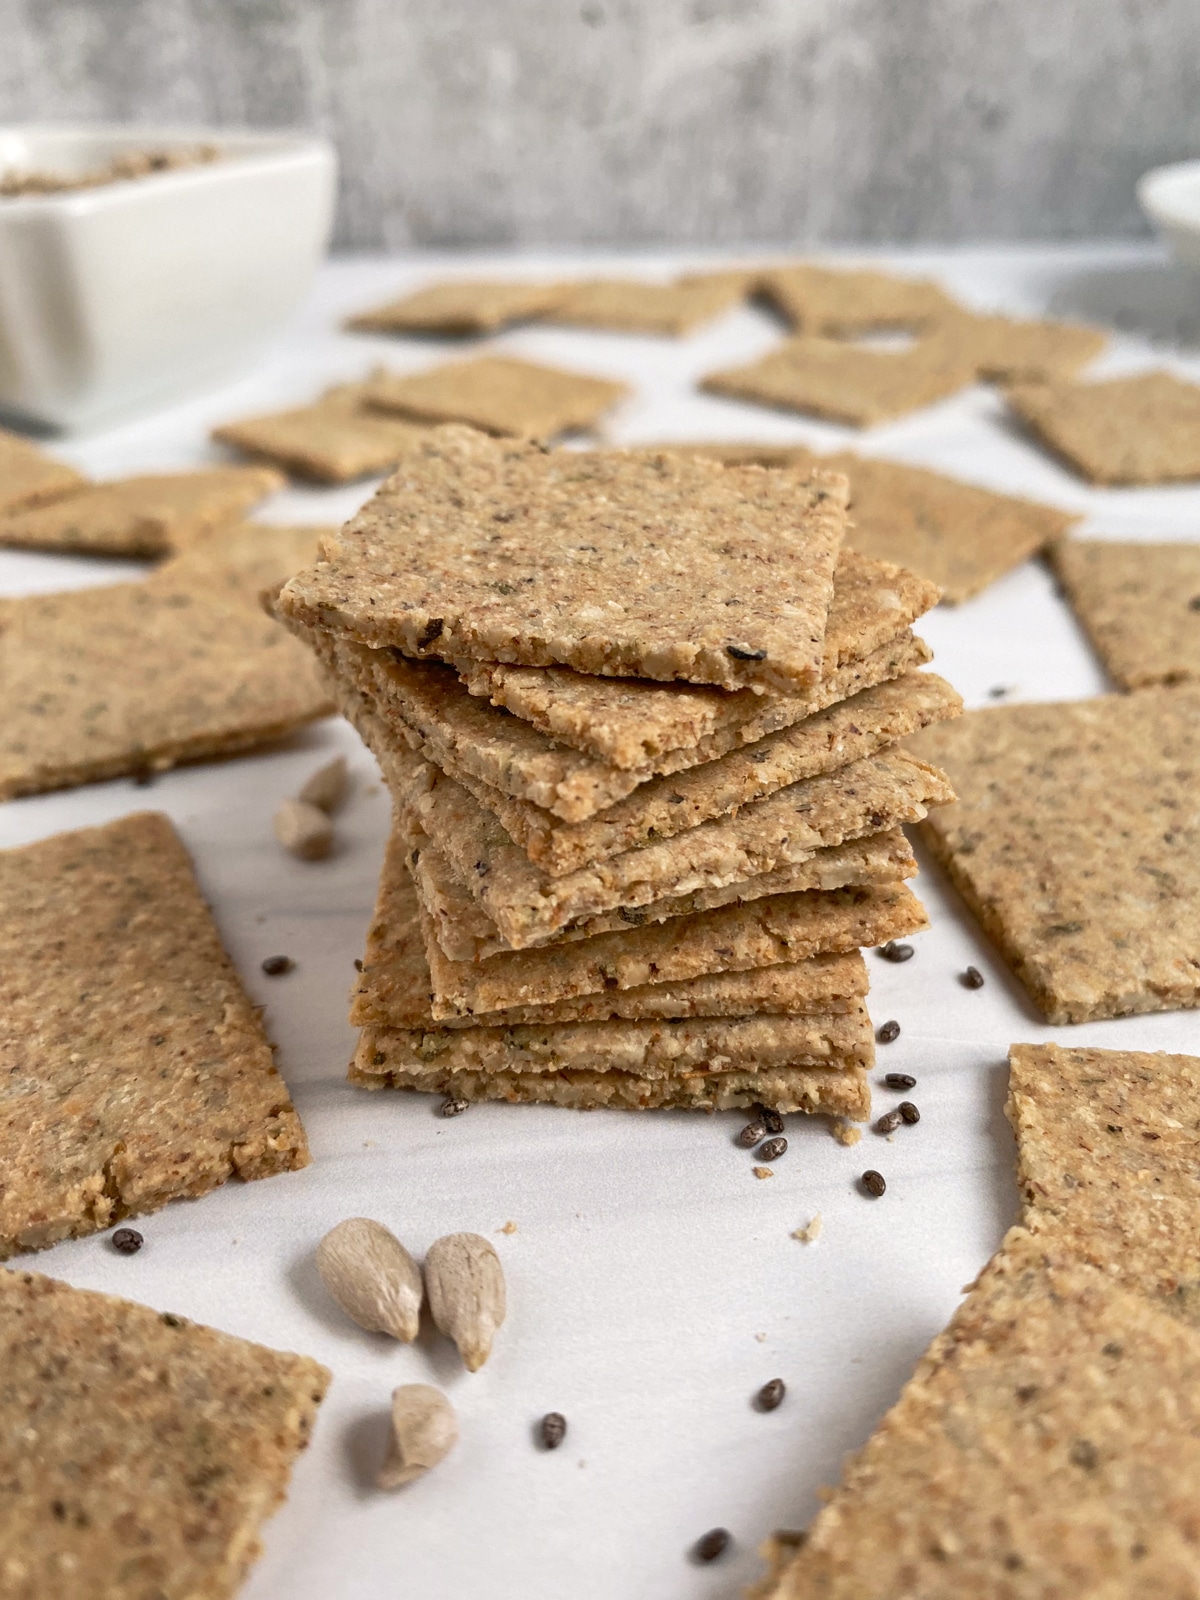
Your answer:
1138;160;1200;273
0;126;335;432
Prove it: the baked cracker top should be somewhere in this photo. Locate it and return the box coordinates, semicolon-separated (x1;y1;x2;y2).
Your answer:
213;380;431;483
543;271;753;336
346;278;569;335
364;355;629;438
1049;537;1200;689
757;264;959;334
1006;369;1200;484
0;427;87;515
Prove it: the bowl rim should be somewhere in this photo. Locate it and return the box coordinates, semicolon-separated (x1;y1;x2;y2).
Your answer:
1137;159;1200;231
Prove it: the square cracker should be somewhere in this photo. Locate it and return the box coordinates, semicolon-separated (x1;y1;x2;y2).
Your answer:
701;333;978;427
1007;1042;1200;1326
940;308;1106;382
278;429;848;693
0;427;87;514
0;1266;328;1599
542;271;753;336
911;685;1200;1023
0;525;333;799
756;264;958;335
212;380;431;483
1005;370;1200;484
762;1232;1200;1600
461;547;939;765
364;355;628;438
350;1045;871;1118
0;467;284;558
0;813;310;1258
345;278;569;335
1048;537;1200;689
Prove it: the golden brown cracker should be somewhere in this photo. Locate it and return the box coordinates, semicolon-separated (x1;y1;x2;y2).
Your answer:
757;263;958;334
0;427;87;515
364;355;628;438
212;380;431;483
1049;537;1200;689
543;271;752;335
346;278;569;335
1006;370;1200;484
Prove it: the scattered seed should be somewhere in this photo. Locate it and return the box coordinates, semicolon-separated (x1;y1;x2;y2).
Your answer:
378;1384;458;1489
354;958;364;973
439;1097;469;1118
874;1110;902;1135
273;797;334;860
298;756;349;814
884;1072;916;1090
726;643;767;661
424;1232;507;1372
540;1412;567;1450
261;955;294;976
131;767;156;788
756;1136;787;1162
877;940;914;963
1189;596;1200;612
756;1378;786;1412
111;1227;143;1255
861;1170;887;1198
988;684;1011;698
876;1020;900;1044
961;965;985;989
758;1106;785;1135
694;1528;731;1563
736;1119;766;1149
899;1101;921;1125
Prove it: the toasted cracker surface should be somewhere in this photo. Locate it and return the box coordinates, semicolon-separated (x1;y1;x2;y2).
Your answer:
1008;1042;1200;1326
1049;538;1200;689
1;526;333;799
351;1044;871;1117
0;1266;328;1600
702;333;977;427
757;264;958;334
0;814;309;1258
364;355;628;438
764;1231;1200;1599
0;427;87;514
913;686;1200;1023
0;468;283;558
543;271;752;335
278;429;847;692
1006;370;1200;484
942;308;1106;382
346;278;569;335
213;380;431;483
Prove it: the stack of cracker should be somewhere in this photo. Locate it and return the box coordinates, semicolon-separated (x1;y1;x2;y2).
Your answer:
275;427;960;1123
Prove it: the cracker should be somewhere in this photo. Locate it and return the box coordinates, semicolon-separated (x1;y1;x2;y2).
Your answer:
212;380;431;483
0;426;87;514
345;278;569;335
278;430;848;692
763;1231;1200;1599
154;519;333;595
0;1267;328;1598
352;834;869;1026
542;271;752;335
757;264;958;334
1008;1042;1200;1326
0;467;284;558
1048;538;1200;689
1006;370;1200;485
461;547;938;764
912;685;1200;1023
364;355;628;438
0;814;310;1258
1;528;333;799
411;825;917;963
391;740;951;949
942;308;1106;382
351;1043;871;1118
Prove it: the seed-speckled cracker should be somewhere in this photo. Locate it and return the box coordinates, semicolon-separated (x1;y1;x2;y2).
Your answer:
702;333;978;427
1006;370;1200;485
757;264;958;335
346;278;570;336
352;832;869;1027
462;548;938;763
0;466;284;558
364;356;628;439
212;380;431;483
1008;1042;1200;1327
762;1232;1200;1600
0;814;310;1258
912;686;1200;1023
351;1039;871;1117
0;427;87;514
543;271;752;336
278;430;848;692
943;309;1106;382
1;526;333;799
1048;538;1200;689
0;1267;328;1598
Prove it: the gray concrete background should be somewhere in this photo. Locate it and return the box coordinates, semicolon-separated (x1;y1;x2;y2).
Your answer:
2;0;1197;250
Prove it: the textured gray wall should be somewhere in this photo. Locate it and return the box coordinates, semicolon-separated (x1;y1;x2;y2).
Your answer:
2;0;1197;249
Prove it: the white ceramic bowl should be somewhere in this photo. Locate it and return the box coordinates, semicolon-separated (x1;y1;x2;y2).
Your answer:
1138;160;1200;273
0;126;336;431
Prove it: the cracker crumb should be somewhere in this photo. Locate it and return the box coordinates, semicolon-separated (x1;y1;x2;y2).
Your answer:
755;1332;768;1343
792;1213;824;1243
498;1220;518;1234
833;1120;863;1146
753;1165;774;1180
